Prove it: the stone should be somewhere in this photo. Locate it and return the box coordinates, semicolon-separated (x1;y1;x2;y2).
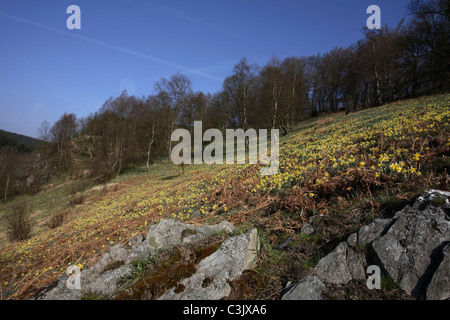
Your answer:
307;190;449;299
417;189;450;204
126;220;235;263
26;175;35;187
281;275;326;300
81;264;133;296
300;223;316;235
357;218;392;246
314;242;365;285
372;201;450;298
32;219;236;300
346;246;367;282
127;234;144;250
30;274;82;300
346;233;358;247
159;228;259;300
277;236;293;251
90;244;128;274
427;243;450;300
315;242;352;284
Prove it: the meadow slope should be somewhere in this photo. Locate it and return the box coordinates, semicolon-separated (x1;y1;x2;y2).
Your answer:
0;94;449;299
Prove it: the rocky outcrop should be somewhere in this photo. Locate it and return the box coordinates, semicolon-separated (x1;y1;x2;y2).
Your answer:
282;190;450;300
314;241;366;284
159;228;259;300
32;219;243;300
32;189;449;300
372;191;449;298
426;243;450;300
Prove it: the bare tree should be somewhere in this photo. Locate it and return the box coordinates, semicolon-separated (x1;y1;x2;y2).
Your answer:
99;90;135;176
154;73;192;161
260;57;283;129
0;146;19;200
50;113;77;171
223;58;258;129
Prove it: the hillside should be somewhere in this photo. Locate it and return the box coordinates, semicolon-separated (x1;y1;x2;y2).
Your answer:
0;94;449;299
0;129;41;153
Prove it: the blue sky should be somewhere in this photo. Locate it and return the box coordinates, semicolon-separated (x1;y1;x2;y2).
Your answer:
0;0;411;138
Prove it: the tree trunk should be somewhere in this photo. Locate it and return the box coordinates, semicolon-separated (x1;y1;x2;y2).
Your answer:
272;100;278;129
146;122;155;172
4;173;10;200
168;121;174;162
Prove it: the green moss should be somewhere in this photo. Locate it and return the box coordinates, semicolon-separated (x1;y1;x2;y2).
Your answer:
115;241;223;300
431;195;446;208
102;260;125;273
202;276;213;288
81;290;105;300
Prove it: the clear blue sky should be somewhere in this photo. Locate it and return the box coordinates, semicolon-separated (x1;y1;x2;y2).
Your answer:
0;0;411;138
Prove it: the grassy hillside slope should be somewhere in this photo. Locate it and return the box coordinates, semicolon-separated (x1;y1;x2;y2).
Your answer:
0;94;449;299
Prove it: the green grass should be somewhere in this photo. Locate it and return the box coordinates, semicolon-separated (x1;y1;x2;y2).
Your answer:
381;274;399;291
130;251;159;279
80;290;105;300
301;253;322;271
431;195;447;208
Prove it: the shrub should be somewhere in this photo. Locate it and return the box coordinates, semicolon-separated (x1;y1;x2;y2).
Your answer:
48;210;67;229
4;202;32;241
69;193;84;206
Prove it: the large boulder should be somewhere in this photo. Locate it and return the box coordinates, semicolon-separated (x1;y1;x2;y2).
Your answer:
282;189;450;300
127;219;235;263
159;228;259;300
32;219;235;300
314;242;366;285
372;190;450;298
426;243;450;300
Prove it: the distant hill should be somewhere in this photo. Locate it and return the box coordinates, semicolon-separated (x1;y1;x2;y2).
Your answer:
0;129;41;153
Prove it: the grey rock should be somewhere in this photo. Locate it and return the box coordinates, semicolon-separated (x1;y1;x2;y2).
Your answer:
277;236;293;251
90;244;128;274
315;242;352;284
30;274;82;300
314;242;366;285
33;219;236;300
357;218;392;246
372;199;450;298
346;245;367;281
346;233;358;247
427;243;450;300
281;275;326;300
82;264;133;295
126;220;235;262
193;220;235;236
127;234;144;250
280;189;449;300
26;175;35;187
417;189;450;205
301;223;316;235
159;228;259;300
